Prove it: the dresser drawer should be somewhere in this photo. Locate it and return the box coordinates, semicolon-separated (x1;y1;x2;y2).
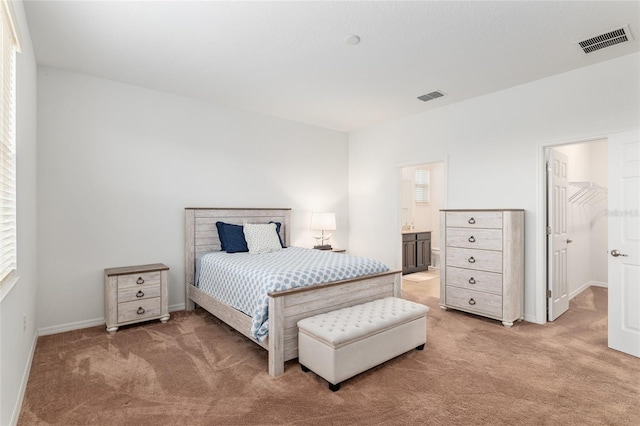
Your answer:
446;267;503;294
445;286;502;318
446;211;503;229
117;271;161;290
118;298;161;323
446;247;503;273
118;283;161;303
446;228;502;250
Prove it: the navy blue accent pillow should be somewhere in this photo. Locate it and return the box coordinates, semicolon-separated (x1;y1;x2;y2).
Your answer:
269;221;286;248
216;222;249;253
215;222;226;251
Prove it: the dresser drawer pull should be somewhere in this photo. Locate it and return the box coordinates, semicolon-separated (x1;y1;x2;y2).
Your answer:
468;257;476;263
469;277;476;284
136;291;144;298
136;277;145;285
468;298;476;305
468;236;476;243
136;307;145;315
468;217;476;224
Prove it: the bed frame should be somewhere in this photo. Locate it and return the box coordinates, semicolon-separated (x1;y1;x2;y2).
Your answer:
184;207;402;377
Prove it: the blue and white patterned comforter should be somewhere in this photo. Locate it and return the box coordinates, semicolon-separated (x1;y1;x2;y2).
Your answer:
196;247;389;342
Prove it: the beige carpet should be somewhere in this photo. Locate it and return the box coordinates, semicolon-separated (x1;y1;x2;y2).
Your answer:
18;287;640;425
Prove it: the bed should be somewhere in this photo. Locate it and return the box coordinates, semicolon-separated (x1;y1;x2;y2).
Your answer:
184;207;402;377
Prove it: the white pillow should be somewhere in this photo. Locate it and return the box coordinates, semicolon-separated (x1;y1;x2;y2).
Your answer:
243;223;283;255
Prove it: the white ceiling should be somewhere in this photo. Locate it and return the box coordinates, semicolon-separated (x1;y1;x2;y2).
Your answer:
24;1;640;132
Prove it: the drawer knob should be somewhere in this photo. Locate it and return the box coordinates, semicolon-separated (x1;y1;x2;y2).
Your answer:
136;277;145;285
468;217;476;224
468;236;476;243
469;277;476;284
136;307;146;315
468;256;476;264
468;298;476;306
136;290;144;298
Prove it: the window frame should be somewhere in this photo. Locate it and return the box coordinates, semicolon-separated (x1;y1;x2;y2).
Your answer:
0;0;21;291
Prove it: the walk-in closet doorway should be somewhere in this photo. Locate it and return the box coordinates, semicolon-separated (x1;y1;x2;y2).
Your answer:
546;139;608;321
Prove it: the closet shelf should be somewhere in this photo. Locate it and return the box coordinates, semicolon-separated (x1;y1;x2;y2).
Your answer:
569;181;607;205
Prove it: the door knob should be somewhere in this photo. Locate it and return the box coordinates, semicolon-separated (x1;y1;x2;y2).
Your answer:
610;249;628;257
566;239;573;244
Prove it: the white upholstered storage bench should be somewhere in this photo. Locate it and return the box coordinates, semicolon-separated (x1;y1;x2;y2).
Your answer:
297;297;429;391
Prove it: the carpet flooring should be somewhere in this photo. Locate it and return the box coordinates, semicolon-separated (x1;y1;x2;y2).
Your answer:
18;287;640;425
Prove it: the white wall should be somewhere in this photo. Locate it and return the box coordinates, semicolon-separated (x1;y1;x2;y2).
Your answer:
36;67;348;332
589;141;608;284
0;1;39;424
349;53;640;324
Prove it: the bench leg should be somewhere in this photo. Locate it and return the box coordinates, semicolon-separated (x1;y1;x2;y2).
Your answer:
300;364;310;373
416;343;425;350
329;383;340;392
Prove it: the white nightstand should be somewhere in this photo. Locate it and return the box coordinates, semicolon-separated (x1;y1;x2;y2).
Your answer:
104;263;170;332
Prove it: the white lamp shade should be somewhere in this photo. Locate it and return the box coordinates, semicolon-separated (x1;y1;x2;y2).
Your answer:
310;212;336;231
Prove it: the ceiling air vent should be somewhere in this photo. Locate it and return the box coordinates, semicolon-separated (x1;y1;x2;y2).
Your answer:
578;25;633;54
417;90;445;102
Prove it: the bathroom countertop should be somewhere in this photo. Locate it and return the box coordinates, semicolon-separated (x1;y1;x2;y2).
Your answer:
401;229;431;234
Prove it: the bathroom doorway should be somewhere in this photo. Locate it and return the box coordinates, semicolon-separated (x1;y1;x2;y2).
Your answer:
400;161;446;299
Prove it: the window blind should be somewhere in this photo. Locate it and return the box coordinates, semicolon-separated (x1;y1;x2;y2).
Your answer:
414;169;430;204
0;1;17;284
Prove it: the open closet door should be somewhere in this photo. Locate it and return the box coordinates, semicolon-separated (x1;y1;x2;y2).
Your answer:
547;148;569;321
608;130;640;358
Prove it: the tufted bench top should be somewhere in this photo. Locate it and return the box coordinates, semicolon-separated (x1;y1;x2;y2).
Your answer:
297;297;429;348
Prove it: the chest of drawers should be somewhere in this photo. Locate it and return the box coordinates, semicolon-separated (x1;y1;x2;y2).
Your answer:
104;263;170;332
439;210;524;327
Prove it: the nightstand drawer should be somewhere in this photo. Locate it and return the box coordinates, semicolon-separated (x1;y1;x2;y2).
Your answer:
117;271;161;289
446;247;502;273
446;211;503;229
446;228;502;251
445;286;502;318
446;267;503;294
118;283;161;303
118;298;161;323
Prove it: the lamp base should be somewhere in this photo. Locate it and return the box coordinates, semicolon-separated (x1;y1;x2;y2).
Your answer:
313;244;333;250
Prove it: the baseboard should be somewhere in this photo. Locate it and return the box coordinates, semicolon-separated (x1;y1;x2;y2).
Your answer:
37;303;187;336
10;332;38;426
524;313;541;324
38;317;105;336
170;303;185;312
569;281;608;300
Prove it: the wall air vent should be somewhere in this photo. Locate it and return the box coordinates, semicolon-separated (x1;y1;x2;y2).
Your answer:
417;90;445;102
578;25;633;54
